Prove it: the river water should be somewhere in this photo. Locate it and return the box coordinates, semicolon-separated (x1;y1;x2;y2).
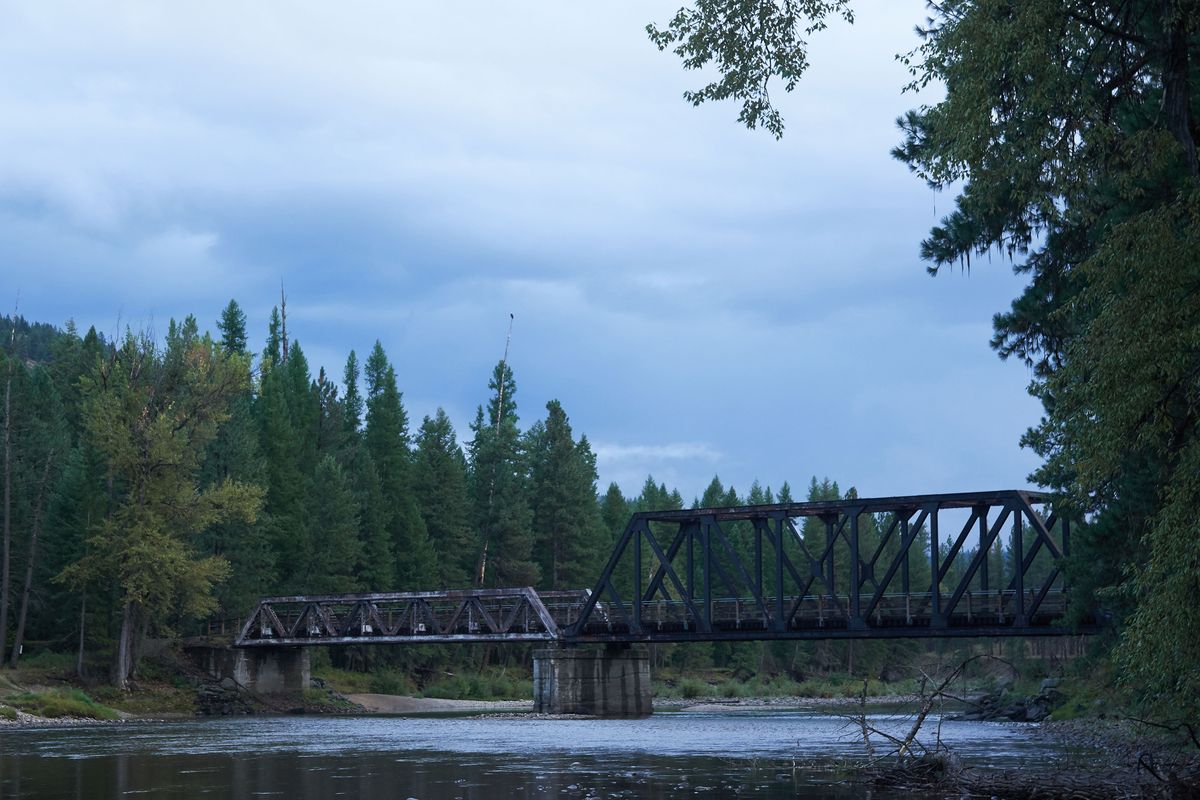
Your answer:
0;707;1085;799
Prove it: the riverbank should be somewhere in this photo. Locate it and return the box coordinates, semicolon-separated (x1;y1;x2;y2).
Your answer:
0;687;930;726
341;692;922;715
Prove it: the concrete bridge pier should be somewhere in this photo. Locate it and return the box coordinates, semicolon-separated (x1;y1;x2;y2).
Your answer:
533;645;651;717
187;644;310;694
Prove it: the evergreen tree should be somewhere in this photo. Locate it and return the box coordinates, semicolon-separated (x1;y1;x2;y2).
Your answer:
599;482;630;549
256;354;310;590
350;448;394;591
413;409;475;588
1;360;70;665
263;307;282;369
315;366;347;458
746;480;773;505
342;350;363;436
202;301;272;615
216;299;248;356
364;341;435;588
305;456;361;593
526;400;605;589
468;361;537;587
37;442;107;661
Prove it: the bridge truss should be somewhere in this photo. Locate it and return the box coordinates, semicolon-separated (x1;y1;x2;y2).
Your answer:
235;490;1098;648
570;489;1093;642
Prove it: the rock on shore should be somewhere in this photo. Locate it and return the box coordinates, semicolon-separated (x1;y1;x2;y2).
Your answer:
955;678;1065;722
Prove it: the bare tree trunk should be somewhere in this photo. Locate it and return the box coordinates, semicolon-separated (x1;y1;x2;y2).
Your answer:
0;362;12;665
76;593;86;677
1163;10;1197;175
10;451;54;667
113;600;133;689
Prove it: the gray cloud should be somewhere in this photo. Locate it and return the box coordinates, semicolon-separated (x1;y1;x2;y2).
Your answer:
0;1;1044;501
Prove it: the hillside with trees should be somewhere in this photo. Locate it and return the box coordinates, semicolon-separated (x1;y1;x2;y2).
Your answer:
0;305;1061;691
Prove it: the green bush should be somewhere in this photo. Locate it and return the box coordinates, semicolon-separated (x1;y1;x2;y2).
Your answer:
367;670;412;696
311;666;375;695
9;651;75;673
421;674;471;699
418;672;531;701
8;689;119;720
678;678;710;699
718;680;751;698
0;705;17;720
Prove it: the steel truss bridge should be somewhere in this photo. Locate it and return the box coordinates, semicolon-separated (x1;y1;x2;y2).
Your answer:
236;489;1101;648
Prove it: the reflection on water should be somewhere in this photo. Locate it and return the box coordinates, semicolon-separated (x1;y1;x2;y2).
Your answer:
0;709;1080;799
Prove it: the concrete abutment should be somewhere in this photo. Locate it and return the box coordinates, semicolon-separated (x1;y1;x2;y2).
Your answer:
533;645;651;717
186;644;310;694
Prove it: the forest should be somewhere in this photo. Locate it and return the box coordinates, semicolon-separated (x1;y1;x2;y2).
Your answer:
0;305;1047;694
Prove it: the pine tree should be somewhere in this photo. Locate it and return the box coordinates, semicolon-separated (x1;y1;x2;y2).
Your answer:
216;299;248;356
202;301;272;615
468;361;537;588
256;357;310;590
342;350;363;436
38;442;107;665
599;482;630;547
315;366;347;458
413;409;475;588
305;456;361;593
1;360;70;665
263;307;282;369
349;448;394;590
526;400;605;589
364;341;435;588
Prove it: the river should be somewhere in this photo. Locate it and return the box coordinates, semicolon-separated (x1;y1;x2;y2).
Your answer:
0;707;1088;799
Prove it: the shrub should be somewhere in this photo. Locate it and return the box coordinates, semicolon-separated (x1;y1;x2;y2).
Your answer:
0;705;17;720
11;651;75;672
367;670;411;696
421;674;471;700
311;666;374;695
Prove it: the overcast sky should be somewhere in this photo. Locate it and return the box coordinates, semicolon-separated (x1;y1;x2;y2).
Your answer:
0;1;1044;503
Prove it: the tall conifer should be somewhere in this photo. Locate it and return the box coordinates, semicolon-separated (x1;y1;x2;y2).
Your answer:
468;361;537;588
414;410;475;588
527;400;605;589
364;341;435;588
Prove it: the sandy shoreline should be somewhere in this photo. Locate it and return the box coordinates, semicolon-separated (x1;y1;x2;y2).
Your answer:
344;694;533;713
342;693;915;715
0;692;924;726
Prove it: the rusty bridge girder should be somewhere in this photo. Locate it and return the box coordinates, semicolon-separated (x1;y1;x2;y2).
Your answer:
235;490;1101;649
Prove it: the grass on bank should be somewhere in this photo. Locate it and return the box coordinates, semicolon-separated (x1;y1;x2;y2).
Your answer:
313;664;533;701
5;689;120;720
652;669;923;700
